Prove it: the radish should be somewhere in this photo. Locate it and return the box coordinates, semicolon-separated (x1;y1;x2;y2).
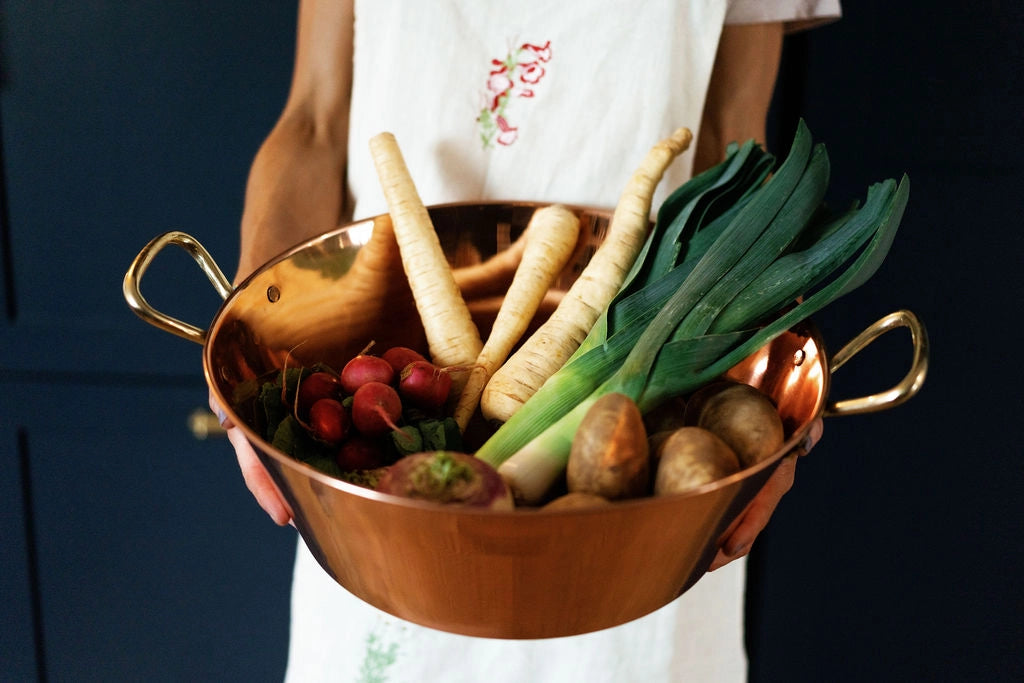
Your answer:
381;346;427;375
351;381;403;436
336;434;387;471
340;354;395;394
398;360;452;409
308;398;350;445
375;451;513;509
296;371;344;415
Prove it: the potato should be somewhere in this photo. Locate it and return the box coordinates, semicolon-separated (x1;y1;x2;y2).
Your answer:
542;491;612;511
642;395;688;435
567;392;650;499
688;381;784;468
653;427;741;496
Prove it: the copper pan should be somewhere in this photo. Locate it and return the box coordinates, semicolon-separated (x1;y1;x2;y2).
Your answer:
123;202;928;639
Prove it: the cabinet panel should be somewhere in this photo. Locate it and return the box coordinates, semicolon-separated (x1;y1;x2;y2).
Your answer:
10;380;295;681
747;2;1024;681
0;430;38;681
0;1;295;376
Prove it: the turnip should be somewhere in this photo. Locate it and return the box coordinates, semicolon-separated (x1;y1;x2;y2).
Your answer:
340;353;396;394
308;398;350;445
398;360;452;409
375;451;513;509
381;346;427;375
351;381;403;437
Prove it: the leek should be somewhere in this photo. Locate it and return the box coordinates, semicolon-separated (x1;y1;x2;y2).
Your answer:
475;120;909;504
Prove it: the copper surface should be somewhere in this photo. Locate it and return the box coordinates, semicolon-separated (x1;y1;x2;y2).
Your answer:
124;202;927;639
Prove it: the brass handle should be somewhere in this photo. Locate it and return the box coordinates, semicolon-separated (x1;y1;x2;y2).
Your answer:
824;309;929;417
122;231;232;345
188;408;227;439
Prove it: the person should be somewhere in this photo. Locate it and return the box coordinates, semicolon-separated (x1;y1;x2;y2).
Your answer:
216;1;840;680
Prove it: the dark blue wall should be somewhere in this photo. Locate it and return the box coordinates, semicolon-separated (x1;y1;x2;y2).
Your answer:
2;1;1021;681
752;3;1024;681
1;2;299;680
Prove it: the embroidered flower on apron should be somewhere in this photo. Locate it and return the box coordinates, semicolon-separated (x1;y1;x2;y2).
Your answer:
477;41;551;148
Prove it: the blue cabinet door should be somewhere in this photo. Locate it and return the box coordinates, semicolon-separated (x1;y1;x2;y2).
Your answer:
11;380;295;681
1;4;302;677
0;1;295;376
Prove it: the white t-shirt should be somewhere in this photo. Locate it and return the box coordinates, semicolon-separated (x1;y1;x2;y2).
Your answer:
287;1;840;681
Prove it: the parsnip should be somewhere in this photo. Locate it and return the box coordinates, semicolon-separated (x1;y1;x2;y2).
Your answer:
453;204;580;430
368;132;483;374
482;127;693;423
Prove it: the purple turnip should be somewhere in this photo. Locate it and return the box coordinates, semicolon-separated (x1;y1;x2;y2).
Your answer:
375;451;513;509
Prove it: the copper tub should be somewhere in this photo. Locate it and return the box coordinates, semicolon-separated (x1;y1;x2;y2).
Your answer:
124;202;928;639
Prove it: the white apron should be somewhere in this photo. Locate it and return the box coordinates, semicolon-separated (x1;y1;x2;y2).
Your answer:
286;1;838;681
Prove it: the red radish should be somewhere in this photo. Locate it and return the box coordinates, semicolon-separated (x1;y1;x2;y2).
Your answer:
340;354;395;394
381;346;428;375
398;360;452;409
375;451;513;509
308;398;350;445
336;434;386;471
351;382;403;436
297;371;344;414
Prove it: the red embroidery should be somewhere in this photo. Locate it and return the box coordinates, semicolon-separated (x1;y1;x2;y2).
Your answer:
477;40;551;148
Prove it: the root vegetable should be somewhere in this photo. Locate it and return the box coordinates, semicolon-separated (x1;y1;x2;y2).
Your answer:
351;381;403;436
336;434;387;471
308;398;350;445
687;381;784;467
642;395;688;435
368;132;483;376
296;371;344;415
398;360;452;409
482;128;693;423
375;451;513;509
653;426;740;496
382;346;427;374
542;491;612;511
566;392;650;500
451;228;530;300
455;204;581;429
340;353;395;394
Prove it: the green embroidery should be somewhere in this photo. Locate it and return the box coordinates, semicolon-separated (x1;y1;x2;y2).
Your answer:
357;631;400;683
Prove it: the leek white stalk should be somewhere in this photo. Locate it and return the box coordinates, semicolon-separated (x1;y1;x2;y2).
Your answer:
477;120;911;504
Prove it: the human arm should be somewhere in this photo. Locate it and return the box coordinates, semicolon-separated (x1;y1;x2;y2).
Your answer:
693;22;784;174
693;21;816;569
218;0;355;526
235;0;355;281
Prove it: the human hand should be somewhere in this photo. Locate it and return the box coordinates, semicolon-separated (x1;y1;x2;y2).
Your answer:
708;417;823;571
210;391;294;526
